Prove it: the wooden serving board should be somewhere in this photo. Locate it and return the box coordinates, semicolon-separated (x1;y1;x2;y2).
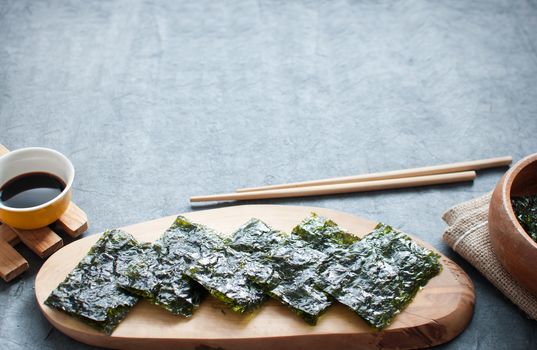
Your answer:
35;205;475;350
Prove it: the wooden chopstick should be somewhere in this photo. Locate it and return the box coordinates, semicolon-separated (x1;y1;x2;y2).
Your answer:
190;171;476;203
236;156;512;193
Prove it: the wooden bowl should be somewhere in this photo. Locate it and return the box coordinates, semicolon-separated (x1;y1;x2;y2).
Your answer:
489;153;537;295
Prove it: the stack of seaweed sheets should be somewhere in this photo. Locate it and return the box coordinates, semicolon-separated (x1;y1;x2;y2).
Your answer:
45;213;442;334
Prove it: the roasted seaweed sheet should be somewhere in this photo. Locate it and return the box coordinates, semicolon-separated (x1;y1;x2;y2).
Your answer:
318;223;442;329
45;230;141;334
163;216;267;313
117;240;204;317
229;219;332;324
291;213;359;252
117;216;210;316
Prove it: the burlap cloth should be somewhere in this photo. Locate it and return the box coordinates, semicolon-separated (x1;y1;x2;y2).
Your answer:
442;193;537;319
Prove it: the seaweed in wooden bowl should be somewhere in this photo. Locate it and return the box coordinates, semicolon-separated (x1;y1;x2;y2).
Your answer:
489;153;537;296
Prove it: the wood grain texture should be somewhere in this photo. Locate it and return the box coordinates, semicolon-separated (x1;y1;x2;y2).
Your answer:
35;205;475;350
10;226;63;258
0;146;29;278
238;156;512;192
0;145;26;280
0;238;28;282
489;153;537;296
57;202;89;238
191;171;476;202
0;223;21;245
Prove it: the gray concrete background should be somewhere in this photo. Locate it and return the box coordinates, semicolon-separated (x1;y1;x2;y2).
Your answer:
1;0;536;349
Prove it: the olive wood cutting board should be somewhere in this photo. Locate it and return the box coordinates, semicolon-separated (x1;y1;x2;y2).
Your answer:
35;205;475;350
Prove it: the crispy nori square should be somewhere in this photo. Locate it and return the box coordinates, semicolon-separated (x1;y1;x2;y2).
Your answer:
259;237;333;325
45;230;140;334
318;224;442;329
291;213;359;252
184;247;267;313
118;216;221;315
227;218;286;254
290;213;358;309
158;216;225;262
163;216;267;313
117;242;204;317
511;195;537;242
229;219;332;324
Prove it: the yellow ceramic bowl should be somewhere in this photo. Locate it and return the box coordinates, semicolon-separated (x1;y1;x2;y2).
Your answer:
0;147;74;229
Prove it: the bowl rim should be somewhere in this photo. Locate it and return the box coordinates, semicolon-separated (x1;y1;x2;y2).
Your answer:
502;152;537;249
0;147;75;212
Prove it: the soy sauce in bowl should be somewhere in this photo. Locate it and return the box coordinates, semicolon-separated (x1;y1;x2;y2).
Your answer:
0;172;65;209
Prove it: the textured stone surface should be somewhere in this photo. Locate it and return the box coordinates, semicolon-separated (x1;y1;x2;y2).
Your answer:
1;0;536;348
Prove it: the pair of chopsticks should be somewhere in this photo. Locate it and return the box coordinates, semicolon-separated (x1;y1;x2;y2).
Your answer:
190;156;512;203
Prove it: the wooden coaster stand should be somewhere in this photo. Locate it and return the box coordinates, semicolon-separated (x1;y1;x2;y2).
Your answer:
0;144;89;282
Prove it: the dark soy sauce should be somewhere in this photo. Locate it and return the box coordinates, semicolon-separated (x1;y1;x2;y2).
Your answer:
0;172;65;208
